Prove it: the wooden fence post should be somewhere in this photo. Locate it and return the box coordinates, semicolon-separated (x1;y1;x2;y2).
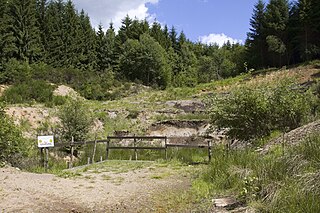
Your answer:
134;135;138;161
106;138;110;160
165;137;168;160
70;136;74;168
45;148;49;171
208;140;212;162
40;148;44;168
92;134;97;163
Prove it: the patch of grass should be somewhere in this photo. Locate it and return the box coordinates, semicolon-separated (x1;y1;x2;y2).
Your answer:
56;171;82;178
112;177;125;185
189;134;320;212
101;174;112;181
150;172;171;179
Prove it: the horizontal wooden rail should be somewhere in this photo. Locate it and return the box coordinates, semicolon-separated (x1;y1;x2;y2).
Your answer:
108;146;166;150
166;144;208;148
50;135;213;169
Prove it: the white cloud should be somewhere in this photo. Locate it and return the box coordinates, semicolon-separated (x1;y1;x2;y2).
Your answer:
73;0;159;30
199;33;243;47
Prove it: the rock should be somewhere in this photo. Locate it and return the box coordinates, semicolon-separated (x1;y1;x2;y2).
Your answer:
165;100;206;113
263;119;320;154
213;197;240;210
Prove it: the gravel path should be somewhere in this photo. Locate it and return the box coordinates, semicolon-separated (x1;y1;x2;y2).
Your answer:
0;163;190;213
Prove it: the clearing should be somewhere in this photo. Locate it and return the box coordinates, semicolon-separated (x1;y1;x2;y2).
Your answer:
0;161;194;213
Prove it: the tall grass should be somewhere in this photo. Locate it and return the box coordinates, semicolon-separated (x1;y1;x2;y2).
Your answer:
193;134;320;212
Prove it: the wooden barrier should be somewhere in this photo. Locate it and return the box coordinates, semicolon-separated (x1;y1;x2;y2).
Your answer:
53;135;213;168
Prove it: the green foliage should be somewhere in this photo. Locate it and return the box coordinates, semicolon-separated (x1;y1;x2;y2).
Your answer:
194;134;320;212
58;98;93;142
2;79;55;104
210;80;313;141
0;102;24;163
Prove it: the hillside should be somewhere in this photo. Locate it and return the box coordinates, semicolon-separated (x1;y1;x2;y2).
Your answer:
1;63;320;212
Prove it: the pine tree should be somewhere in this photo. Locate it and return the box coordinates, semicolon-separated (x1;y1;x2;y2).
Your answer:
0;0;9;64
96;24;108;72
169;26;179;52
265;0;290;66
105;22;116;69
117;15;133;45
162;25;172;50
296;0;320;60
77;10;96;70
45;0;65;66
245;0;267;69
3;0;42;62
178;31;187;53
36;0;48;59
62;0;80;67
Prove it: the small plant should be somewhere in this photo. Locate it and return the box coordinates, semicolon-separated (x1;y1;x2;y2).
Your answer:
240;176;260;201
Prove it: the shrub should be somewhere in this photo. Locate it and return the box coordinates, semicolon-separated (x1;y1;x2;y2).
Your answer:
2;80;55;104
58;98;93;143
0;102;24;163
210;80;313;141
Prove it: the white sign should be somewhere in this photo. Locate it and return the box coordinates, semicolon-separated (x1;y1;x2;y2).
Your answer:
37;135;54;148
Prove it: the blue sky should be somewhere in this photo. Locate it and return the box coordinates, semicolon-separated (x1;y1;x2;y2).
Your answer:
73;0;259;46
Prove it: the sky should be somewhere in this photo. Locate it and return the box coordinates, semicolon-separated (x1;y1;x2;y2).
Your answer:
73;0;259;46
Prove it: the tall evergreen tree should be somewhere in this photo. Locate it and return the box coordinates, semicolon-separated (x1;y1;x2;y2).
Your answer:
96;24;108;72
3;0;42;62
117;15;133;45
0;0;9;64
265;0;290;66
36;0;48;59
77;10;96;70
62;0;80;67
245;0;267;69
169;26;179;52
45;0;65;66
105;22;116;69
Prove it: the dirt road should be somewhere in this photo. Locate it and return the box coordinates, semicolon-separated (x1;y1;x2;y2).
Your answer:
0;161;191;213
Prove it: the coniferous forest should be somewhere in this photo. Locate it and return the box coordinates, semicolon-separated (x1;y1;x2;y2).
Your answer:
0;0;319;100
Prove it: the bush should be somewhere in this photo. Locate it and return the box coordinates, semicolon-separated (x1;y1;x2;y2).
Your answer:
0;102;25;163
58;98;93;143
2;80;55;104
210;80;313;141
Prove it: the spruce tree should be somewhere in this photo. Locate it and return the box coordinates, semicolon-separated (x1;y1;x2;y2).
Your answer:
62;0;80;67
36;0;48;59
78;10;96;70
105;23;116;69
0;0;9;64
96;24;108;72
3;0;42;62
265;0;290;66
245;0;267;69
169;26;179;52
45;0;65;66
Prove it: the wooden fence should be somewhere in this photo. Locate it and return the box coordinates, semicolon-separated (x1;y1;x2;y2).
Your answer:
41;135;214;169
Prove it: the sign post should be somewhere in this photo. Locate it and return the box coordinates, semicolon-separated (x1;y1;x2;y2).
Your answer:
37;135;54;171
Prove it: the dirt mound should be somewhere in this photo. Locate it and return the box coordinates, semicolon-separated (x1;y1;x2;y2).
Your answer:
5;107;58;137
148;120;209;137
0;85;9;96
263;120;320;153
53;85;80;98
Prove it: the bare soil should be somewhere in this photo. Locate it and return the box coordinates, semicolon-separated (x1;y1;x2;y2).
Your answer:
0;163;191;213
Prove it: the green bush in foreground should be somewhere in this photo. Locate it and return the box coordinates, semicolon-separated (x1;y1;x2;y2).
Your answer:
0;102;24;163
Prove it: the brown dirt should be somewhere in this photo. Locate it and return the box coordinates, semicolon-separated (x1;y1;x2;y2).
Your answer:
0;164;191;213
53;85;80;98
